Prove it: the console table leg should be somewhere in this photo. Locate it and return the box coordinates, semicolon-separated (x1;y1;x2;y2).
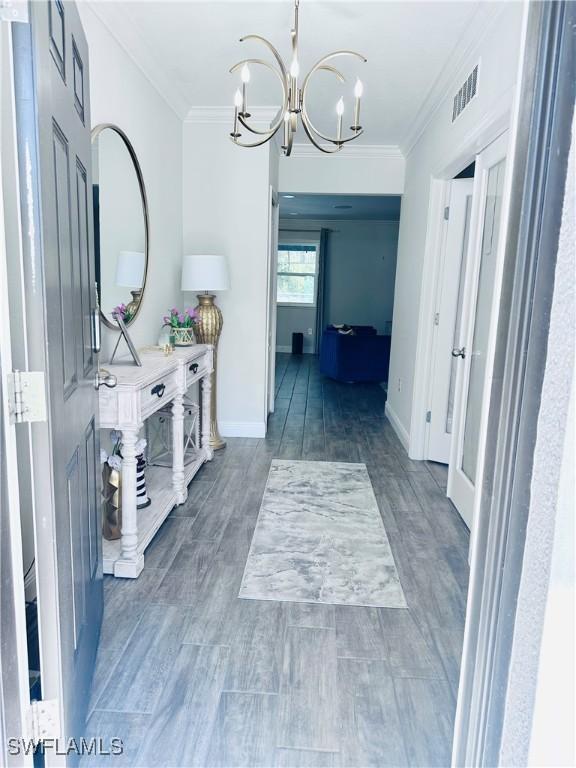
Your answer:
116;426;143;578
201;372;214;460
172;392;186;504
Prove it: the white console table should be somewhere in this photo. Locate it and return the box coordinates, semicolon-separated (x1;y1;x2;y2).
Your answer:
99;345;214;578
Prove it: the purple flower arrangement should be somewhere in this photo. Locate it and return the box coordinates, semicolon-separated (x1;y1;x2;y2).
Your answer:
163;307;198;329
113;303;134;323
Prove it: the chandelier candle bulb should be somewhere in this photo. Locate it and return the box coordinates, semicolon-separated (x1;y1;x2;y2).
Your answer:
283;111;290;149
290;57;299;110
353;78;363;129
240;63;251;117
231;89;243;138
336;97;344;143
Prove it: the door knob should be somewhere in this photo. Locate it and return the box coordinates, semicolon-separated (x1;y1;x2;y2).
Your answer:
451;347;466;359
94;368;117;390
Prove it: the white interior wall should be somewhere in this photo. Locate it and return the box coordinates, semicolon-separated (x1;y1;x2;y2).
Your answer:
280;149;404;195
386;2;524;455
182;119;273;438
78;4;183;359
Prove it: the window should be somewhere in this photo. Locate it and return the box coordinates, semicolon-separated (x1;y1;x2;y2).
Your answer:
277;245;318;306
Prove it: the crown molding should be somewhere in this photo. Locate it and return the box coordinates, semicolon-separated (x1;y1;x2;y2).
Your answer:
400;2;508;157
184;106;279;125
83;2;189;120
288;143;403;160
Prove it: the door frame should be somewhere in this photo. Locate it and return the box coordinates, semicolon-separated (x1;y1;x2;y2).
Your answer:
265;185;279;417
447;130;510;529
409;116;512;461
453;1;574;763
11;17;68;759
0;23;33;766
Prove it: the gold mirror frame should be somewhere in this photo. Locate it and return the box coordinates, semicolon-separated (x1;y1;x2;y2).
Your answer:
91;123;150;329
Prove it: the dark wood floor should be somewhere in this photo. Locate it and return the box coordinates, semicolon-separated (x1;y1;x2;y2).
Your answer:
84;354;469;767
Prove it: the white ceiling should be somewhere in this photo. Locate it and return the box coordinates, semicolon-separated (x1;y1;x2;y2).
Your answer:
91;1;500;148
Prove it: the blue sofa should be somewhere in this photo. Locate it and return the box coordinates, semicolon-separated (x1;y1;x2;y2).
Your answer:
319;326;391;383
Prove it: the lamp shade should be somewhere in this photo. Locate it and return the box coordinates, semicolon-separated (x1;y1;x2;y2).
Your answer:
116;251;145;288
181;254;230;292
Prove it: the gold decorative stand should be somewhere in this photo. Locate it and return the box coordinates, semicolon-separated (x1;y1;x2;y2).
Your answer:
193;293;225;450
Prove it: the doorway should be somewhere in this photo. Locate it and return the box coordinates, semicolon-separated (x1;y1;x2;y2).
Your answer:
268;194;402;412
448;133;509;529
424;131;509;532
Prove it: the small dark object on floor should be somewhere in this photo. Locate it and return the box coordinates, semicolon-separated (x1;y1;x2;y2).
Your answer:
292;332;304;355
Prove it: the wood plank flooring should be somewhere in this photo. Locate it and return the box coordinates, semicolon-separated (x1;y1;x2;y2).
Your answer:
84;354;469;768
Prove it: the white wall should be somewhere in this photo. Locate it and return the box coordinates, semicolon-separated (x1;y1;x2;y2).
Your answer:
386;3;524;451
278;218;399;339
276;306;316;354
280;149;404;195
182;119;272;438
79;4;183;358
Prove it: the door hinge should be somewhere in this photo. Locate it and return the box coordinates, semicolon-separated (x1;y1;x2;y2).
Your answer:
0;0;28;23
27;699;60;743
7;371;47;424
434;312;440;326
426;410;432;423
444;206;450;220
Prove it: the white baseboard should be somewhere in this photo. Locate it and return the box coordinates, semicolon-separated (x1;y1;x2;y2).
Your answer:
276;345;314;354
384;401;410;452
219;421;266;439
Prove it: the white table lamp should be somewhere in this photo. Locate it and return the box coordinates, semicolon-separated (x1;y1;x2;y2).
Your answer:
181;254;230;450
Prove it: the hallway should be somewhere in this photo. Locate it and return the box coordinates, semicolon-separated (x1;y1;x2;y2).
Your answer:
85;354;469;767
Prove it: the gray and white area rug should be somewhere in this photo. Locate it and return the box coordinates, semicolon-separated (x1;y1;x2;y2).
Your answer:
239;460;407;608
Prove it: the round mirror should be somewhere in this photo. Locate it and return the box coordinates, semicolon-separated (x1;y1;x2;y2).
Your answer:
91;124;149;328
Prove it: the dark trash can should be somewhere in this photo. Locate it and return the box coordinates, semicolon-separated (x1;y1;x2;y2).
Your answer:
292;332;304;355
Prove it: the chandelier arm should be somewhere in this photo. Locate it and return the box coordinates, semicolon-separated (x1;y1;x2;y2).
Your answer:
231;58;289;135
301;98;365;146
301;50;367;146
299;110;343;154
316;64;346;83
229;120;283;149
302;50;367;92
239;34;289;82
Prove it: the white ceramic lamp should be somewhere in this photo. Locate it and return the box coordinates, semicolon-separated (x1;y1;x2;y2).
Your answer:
181;254;230;450
181;253;230;293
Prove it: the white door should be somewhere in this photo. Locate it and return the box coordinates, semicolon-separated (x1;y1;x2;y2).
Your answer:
12;0;103;755
266;187;279;416
448;133;508;528
427;178;474;463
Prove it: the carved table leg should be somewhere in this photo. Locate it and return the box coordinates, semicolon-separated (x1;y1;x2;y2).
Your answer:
116;426;144;578
201;372;214;461
172;392;187;504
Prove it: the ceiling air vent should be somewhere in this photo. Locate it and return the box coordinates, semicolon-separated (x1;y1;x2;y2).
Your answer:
452;64;479;122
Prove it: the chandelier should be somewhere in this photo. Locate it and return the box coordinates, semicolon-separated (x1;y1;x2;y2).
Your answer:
229;0;367;156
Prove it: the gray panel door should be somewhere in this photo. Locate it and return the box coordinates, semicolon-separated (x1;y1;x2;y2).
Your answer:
13;0;102;747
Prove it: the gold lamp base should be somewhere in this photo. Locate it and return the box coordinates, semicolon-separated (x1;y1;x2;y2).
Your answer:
125;288;142;319
193;293;226;450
